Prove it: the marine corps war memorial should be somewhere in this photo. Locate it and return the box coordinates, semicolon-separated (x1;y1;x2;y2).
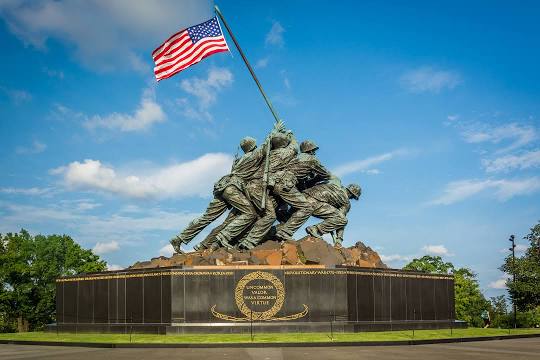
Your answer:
48;6;462;336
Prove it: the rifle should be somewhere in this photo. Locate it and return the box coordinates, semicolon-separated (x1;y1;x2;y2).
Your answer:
260;137;271;210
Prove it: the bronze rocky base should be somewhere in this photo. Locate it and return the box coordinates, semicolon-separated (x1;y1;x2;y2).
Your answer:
130;236;387;269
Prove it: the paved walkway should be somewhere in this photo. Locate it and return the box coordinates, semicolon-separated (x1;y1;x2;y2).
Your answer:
0;338;539;360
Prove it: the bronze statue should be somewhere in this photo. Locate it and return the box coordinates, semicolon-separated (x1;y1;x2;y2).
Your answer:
303;178;361;247
170;121;361;252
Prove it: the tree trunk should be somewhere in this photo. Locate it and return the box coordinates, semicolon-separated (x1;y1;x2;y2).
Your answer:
17;317;29;332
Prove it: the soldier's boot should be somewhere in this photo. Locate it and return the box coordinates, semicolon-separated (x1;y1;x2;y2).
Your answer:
275;228;294;242
193;243;207;251
238;239;257;250
305;225;323;240
334;236;343;248
170;235;186;254
216;233;234;250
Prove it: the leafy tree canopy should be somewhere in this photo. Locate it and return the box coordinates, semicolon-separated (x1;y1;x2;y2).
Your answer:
490;295;508;317
0;230;106;331
500;222;540;311
403;255;454;274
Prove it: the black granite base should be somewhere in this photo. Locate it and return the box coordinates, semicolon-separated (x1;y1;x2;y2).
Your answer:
50;265;461;334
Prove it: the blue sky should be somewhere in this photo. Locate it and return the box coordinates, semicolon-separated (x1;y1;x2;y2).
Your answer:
1;0;539;299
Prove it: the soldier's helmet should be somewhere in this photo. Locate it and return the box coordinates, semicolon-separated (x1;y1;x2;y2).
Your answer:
271;133;291;149
346;184;361;200
240;136;257;153
299;140;319;153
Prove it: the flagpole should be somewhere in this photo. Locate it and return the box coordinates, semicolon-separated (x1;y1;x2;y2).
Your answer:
215;5;278;210
214;5;280;124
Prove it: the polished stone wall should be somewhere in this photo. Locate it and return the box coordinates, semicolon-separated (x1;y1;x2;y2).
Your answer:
54;266;457;333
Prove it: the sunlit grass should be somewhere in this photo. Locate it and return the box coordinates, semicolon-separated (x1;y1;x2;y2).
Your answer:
1;328;539;344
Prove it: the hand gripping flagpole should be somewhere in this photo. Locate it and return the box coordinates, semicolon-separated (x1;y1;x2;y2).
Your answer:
215;5;278;210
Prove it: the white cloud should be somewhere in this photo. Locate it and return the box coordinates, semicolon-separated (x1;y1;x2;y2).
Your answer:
48;103;86;124
400;67;461;93
499;244;529;255
499;244;528;254
460;123;537;153
255;57;269;69
447;115;459;121
75;201;101;211
482;150;540;173
159;244;175;257
93;240;119;255
0;86;32;104
43;67;64;79
422;244;451;256
429;180;490;205
332;149;408;177
445;118;540;201
271;93;298;107
280;70;291;90
0;187;51;196
382;245;453;267
107;264;124;271
491;178;540;200
380;254;412;263
51;153;233;199
0;201;200;251
265;21;284;47
515;244;529;253
15;140;47;154
0;0;213;72
177;67;233;121
489;275;510;289
84;88;165;132
365;169;380;175
181;67;233;108
429;177;540;205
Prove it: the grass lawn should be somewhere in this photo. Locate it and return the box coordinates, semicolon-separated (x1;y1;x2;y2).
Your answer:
0;328;539;344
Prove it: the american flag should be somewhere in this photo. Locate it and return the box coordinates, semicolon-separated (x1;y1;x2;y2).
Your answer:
153;17;229;81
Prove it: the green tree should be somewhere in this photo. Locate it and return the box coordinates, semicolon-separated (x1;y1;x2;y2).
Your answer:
453;268;490;327
490;295;508;316
403;255;489;327
489;295;509;328
0;230;106;332
500;222;540;311
403;255;454;274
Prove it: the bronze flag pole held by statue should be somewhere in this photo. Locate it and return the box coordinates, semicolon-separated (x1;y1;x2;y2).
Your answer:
214;5;278;210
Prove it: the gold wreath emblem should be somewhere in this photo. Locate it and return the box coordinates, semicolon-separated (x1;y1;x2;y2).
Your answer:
235;271;284;320
211;271;308;322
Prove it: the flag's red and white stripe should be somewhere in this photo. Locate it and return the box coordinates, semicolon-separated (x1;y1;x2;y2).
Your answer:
153;20;229;81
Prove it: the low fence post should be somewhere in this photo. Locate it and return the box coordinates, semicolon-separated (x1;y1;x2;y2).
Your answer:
250;309;253;342
412;309;416;339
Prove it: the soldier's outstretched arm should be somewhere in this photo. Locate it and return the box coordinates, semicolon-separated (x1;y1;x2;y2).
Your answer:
338;202;351;216
284;130;299;154
314;158;332;181
259;134;271;155
259;119;286;156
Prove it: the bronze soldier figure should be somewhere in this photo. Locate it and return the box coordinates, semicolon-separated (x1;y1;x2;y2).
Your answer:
237;131;294;248
295;140;332;191
304;179;361;247
170;136;266;252
170;120;362;251
273;139;332;241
